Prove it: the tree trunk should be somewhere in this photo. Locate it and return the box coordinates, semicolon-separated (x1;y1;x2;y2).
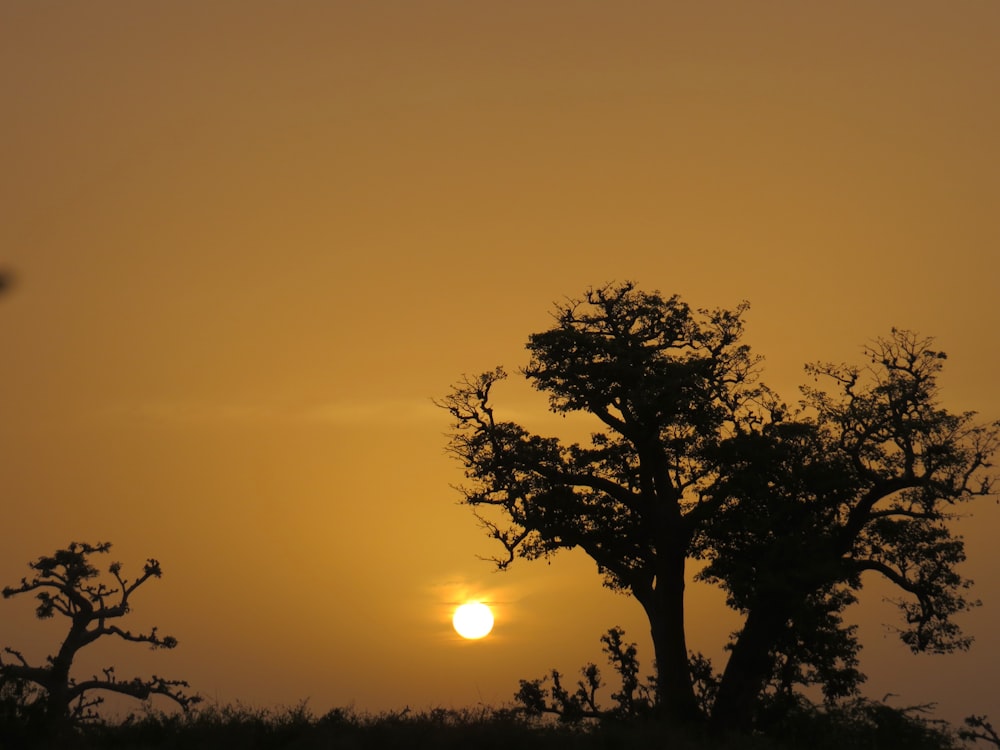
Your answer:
44;658;73;720
711;602;789;731
642;553;700;723
44;622;85;720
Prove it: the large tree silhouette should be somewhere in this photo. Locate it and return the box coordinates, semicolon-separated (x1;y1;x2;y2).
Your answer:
441;283;997;727
703;330;998;728
0;541;199;726
441;283;772;720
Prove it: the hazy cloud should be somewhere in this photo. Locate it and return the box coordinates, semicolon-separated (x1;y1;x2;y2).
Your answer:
104;398;442;427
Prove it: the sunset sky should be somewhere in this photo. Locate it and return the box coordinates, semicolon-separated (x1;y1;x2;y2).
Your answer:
2;1;999;726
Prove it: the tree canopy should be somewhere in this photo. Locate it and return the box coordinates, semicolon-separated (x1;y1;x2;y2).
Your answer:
441;282;998;729
442;283;772;719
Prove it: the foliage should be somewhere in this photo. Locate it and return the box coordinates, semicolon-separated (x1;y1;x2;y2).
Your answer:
961;714;1000;747
509;622;965;749
513;626;657;722
513;626;732;727
703;329;999;727
0;541;200;732
77;702;663;750
689;650;722;716
2;697;974;750
441;282;999;729
758;696;959;750
440;282;771;720
0;674;48;746
442;284;767;581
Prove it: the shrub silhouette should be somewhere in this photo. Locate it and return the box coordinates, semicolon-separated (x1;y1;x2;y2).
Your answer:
513;627;723;725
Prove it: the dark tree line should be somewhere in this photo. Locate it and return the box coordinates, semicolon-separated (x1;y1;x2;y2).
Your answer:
440;282;998;730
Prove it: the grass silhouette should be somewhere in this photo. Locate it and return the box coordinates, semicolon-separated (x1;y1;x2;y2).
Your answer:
2;698;964;750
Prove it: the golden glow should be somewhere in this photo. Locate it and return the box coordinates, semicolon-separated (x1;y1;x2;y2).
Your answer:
452;602;495;640
1;0;998;727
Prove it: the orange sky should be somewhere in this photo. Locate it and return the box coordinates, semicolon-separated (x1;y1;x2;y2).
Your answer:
1;0;999;725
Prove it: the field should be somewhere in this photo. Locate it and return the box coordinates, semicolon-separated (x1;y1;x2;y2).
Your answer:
1;700;971;750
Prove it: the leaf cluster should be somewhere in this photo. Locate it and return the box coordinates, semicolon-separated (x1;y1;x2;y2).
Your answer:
440;283;775;598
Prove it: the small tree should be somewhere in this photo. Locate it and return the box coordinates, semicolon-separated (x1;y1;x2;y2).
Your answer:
514;627;657;722
0;541;199;726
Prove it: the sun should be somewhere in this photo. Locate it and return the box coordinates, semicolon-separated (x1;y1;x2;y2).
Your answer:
452;601;494;639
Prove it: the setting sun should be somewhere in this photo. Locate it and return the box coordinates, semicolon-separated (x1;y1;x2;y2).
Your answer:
452;602;494;640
